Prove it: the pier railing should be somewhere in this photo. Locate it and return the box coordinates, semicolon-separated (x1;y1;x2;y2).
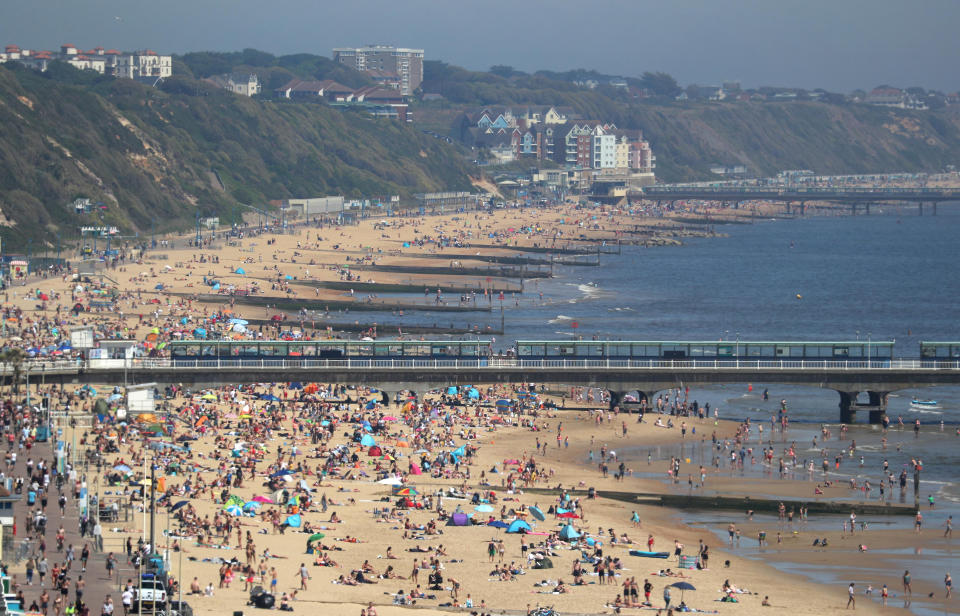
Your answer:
4;357;960;373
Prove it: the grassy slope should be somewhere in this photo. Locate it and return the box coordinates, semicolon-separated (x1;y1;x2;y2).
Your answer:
0;64;472;251
622;103;960;180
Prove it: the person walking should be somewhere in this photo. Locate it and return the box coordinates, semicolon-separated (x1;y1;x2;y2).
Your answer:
903;570;913;596
297;563;310;590
846;582;855;609
663;586;671;609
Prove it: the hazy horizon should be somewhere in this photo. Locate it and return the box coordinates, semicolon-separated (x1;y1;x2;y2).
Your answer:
1;0;957;92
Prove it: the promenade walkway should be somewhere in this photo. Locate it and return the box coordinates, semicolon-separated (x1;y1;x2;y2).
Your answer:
8;434;119;616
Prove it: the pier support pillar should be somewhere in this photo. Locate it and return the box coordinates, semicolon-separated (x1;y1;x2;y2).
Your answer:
850;203;857;216
799;201;806;216
608;390;622;411
866;391;889;424
933;202;938;216
865;203;871;216
838;391;858;423
919;202;924;216
838;390;889;424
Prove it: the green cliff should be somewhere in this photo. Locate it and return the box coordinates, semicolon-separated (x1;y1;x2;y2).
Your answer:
0;62;472;251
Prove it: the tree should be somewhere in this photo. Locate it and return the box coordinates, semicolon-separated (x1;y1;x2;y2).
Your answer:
0;348;27;395
490;65;520;78
639;71;681;98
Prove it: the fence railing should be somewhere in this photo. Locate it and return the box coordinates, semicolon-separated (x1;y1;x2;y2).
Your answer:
4;358;960;372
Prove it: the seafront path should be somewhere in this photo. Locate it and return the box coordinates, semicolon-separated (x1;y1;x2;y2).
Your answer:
9;427;129;616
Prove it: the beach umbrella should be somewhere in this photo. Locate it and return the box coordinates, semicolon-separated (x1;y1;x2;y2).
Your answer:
393;487;418;496
284;275;293;280
113;464;132;474
270;469;293;478
474;504;494;513
243;501;261;512
488;520;510;529
229;318;248;325
284;514;302;528
235;267;246;275
170;500;190;512
360;434;377;447
154;283;164;290
201;393;217;401
307;533;325;542
377;477;403;486
670;581;696;602
253;495;274;504
225;495;245;507
225;505;243;516
529;506;545;522
557;511;580;519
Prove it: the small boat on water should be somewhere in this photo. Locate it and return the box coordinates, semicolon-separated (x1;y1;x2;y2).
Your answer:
911;399;938;407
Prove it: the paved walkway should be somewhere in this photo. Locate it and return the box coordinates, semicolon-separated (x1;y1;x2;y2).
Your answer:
9;436;119;616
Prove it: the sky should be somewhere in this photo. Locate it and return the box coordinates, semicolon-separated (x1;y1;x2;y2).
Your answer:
2;0;957;92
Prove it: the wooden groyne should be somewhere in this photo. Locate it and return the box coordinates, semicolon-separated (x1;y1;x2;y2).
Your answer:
522;488;916;516
177;293;492;313
341;263;552;279
295;280;524;294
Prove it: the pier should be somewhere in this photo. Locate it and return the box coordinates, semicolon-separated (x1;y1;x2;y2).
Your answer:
11;357;960;424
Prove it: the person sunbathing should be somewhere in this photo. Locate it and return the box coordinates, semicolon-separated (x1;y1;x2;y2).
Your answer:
336;574;358;586
353;570;378;584
313;553;339;567
381;566;406;580
361;560;378;575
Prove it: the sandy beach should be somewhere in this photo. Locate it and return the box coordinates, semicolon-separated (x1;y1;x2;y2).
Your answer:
2;199;955;616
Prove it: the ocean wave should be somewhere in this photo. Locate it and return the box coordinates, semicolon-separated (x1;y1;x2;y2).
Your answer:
548;315;575;324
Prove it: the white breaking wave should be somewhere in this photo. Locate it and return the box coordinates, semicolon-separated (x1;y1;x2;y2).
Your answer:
548;315;575;324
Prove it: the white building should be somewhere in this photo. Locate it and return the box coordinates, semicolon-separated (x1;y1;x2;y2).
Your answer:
115;50;172;80
592;132;617;169
0;43;171;80
207;73;261;97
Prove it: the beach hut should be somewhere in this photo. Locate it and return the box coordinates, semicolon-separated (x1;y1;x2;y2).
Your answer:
506;519;532;534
